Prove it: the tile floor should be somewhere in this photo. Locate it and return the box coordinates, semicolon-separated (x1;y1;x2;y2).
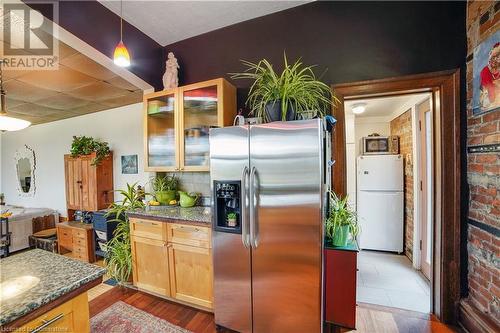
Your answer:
357;250;431;313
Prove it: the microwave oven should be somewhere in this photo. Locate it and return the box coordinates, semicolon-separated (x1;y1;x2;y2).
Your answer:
362;136;399;155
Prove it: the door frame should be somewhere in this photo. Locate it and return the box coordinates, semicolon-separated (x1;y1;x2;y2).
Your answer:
331;69;461;325
417;98;433;280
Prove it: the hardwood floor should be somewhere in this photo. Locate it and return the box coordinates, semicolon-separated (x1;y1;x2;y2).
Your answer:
89;287;459;333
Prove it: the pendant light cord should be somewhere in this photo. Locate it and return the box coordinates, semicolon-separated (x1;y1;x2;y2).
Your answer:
120;0;123;42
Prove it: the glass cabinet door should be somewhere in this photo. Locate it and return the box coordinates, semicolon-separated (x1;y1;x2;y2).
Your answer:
181;85;219;169
146;93;177;169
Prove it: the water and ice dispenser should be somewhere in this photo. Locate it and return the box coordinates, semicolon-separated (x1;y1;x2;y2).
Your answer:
213;181;241;234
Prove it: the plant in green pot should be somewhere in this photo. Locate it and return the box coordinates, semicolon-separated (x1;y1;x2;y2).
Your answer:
325;191;359;247
230;53;338;122
105;182;147;285
151;174;178;205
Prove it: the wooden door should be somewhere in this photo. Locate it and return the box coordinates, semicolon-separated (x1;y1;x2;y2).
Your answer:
131;235;171;296
64;156;82;210
79;155;97;211
418;99;433;280
168;243;213;309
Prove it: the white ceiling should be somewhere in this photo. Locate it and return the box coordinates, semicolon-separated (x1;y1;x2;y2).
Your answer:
345;93;431;120
98;0;310;46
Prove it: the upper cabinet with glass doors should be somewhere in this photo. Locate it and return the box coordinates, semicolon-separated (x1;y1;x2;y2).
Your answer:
144;78;236;172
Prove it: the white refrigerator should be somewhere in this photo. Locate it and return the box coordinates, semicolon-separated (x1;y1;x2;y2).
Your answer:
357;154;404;253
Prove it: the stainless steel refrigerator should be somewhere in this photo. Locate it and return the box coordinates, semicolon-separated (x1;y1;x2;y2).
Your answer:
210;119;330;333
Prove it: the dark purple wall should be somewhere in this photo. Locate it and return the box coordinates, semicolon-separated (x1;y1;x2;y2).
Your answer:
164;1;466;109
26;0;164;90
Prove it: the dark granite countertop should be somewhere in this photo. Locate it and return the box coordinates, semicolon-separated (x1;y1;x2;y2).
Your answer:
127;206;212;225
0;249;106;326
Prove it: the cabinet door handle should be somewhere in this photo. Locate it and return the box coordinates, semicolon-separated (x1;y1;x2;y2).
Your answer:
30;313;64;333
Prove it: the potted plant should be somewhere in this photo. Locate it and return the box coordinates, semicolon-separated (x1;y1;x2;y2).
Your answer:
325;191;359;247
230;53;338;122
227;212;237;227
105;182;146;285
151;174;178;205
70;136;110;166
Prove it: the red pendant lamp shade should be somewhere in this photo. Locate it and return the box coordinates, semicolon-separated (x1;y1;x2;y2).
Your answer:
113;0;130;67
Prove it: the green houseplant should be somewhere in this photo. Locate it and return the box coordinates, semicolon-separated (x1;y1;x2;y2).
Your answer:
105;182;146;284
230;53;338;122
325;191;359;247
70;136;110;166
151;174;178;205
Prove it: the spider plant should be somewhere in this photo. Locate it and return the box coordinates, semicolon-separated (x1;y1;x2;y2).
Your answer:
325;191;359;247
105;182;147;284
230;53;339;122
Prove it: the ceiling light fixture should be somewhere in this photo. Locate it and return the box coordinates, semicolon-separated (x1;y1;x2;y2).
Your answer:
113;0;131;67
0;60;31;131
351;103;367;114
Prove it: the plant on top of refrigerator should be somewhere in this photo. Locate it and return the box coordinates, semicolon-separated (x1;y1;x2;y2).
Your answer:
325;191;359;247
229;53;339;122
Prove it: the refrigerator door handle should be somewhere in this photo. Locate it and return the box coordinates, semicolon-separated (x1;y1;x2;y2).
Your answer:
241;166;250;248
250;166;260;249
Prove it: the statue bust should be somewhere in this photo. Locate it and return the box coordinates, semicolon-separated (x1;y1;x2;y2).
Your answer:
163;52;179;90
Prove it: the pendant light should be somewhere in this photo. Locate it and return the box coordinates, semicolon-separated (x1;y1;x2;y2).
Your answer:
113;0;131;67
0;60;31;131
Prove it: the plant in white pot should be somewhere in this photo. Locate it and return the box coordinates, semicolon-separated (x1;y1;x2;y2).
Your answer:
230;53;338;122
325;191;359;247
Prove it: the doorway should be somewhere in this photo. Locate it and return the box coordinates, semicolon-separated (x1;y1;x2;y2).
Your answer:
331;70;461;324
344;93;433;314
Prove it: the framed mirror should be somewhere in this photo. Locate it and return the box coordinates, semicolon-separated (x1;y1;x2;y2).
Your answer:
15;145;36;197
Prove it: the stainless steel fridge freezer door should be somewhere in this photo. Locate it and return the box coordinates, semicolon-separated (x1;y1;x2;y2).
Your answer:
210;125;252;333
249;119;324;333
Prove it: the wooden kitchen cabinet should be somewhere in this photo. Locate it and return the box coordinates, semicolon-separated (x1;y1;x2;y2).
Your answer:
64;152;114;214
15;290;90;333
168;240;213;309
130;235;171;297
129;217;213;310
144;78;236;172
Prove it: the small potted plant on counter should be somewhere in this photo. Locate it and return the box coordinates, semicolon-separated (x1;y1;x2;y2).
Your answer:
227;212;237;227
151;174;178;205
230;53;338;122
325;191;359;247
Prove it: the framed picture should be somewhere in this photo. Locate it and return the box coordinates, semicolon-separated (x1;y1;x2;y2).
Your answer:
472;30;500;115
121;155;138;174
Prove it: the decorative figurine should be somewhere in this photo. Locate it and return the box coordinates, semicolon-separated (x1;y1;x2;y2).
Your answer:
162;52;179;90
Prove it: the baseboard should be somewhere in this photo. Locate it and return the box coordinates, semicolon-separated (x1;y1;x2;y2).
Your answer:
458;298;500;333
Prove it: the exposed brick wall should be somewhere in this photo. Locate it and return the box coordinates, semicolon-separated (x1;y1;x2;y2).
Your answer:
466;0;500;323
390;110;414;261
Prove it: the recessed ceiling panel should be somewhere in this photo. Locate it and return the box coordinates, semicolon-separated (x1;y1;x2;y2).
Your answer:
98;0;310;45
16;66;98;92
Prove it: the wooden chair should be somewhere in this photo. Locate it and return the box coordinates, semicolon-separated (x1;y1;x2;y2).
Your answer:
29;215;58;253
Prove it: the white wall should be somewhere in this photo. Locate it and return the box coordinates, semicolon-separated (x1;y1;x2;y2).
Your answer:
354;118;391;157
0;103;153;216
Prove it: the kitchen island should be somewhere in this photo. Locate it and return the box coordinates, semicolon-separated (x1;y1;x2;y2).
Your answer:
0;249;106;331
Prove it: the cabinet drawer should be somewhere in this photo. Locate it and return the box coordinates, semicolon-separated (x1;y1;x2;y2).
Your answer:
167;223;211;248
57;227;73;248
16;291;89;333
72;229;87;240
73;237;87;248
73;244;87;255
130;218;166;240
73;252;89;261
